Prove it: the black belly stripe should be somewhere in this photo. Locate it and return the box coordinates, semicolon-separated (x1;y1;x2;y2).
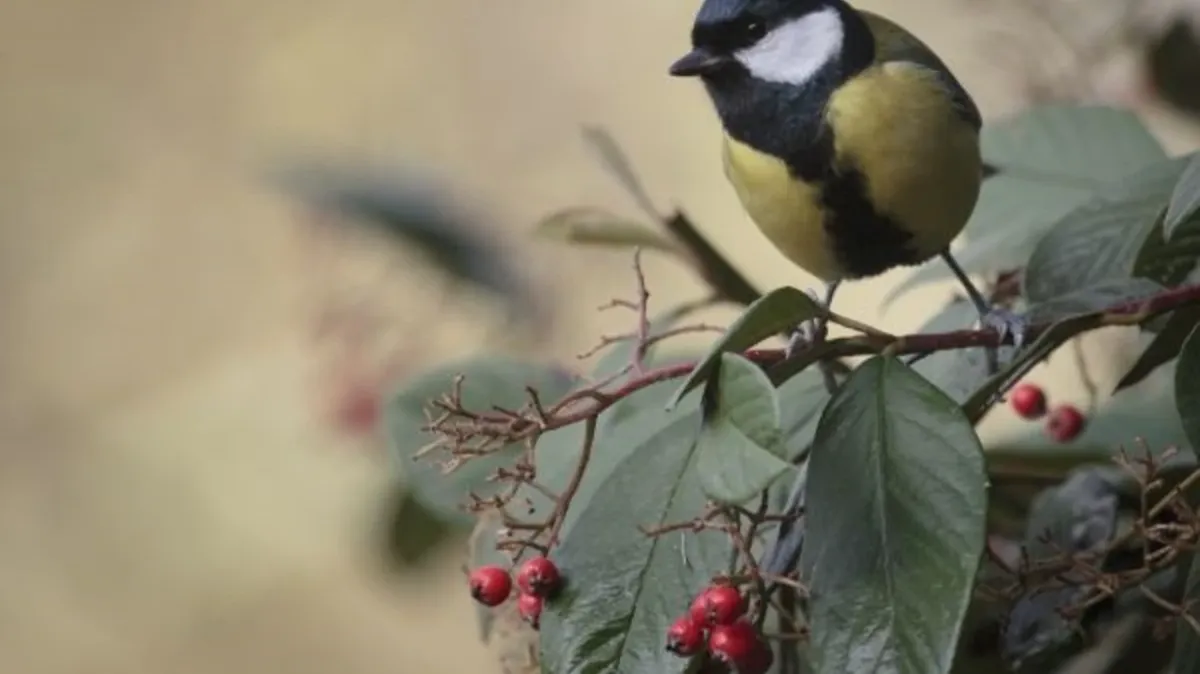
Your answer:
780;125;920;280
817;164;921;279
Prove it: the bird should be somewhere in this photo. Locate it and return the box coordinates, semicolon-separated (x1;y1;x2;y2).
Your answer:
668;0;1025;359
668;0;1027;629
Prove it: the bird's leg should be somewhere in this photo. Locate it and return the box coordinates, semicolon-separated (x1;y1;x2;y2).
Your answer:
784;281;841;391
940;251;1028;374
783;281;841;355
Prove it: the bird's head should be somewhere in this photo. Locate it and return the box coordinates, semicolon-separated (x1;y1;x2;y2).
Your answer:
669;0;848;88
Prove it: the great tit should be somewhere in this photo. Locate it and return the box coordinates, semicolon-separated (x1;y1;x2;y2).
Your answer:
669;0;1025;356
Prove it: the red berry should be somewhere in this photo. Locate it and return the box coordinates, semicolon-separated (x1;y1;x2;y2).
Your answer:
666;616;705;657
1009;383;1047;420
517;593;543;630
689;585;746;626
740;639;775;674
469;565;512;607
708;620;759;666
516;556;562;597
1046;404;1086;443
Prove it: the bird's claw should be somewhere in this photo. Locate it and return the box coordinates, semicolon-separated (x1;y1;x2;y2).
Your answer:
981;308;1028;351
783;288;829;360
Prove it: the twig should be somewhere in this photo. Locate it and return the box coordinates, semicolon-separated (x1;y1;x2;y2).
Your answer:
427;282;1200;446
545;416;597;549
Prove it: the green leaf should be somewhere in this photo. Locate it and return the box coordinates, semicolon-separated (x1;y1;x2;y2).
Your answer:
1175;324;1200;450
1172;552;1200;672
1024;157;1192;305
667;286;821;409
1025;278;1164;323
533;206;679;253
381;487;459;569
801;356;988;674
553;390;704;542
384;357;577;524
980;105;1166;188
1115;304;1200;391
1166;152;1200;239
539;410;729;674
1130;209;1200;288
696;353;793;504
884;105;1166;303
777;368;833;459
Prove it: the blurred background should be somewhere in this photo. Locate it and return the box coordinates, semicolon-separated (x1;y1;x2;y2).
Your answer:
1;1;1198;672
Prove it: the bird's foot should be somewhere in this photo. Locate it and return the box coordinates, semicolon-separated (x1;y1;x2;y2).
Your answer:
981;307;1028;351
978;307;1028;376
783;288;829;360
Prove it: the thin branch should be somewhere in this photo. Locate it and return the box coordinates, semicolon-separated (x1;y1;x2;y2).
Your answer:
431;282;1200;443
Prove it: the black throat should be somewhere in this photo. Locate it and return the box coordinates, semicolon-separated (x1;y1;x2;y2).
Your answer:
702;3;874;181
700;6;923;279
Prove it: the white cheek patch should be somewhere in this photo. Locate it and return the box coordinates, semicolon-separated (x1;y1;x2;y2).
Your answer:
734;8;845;86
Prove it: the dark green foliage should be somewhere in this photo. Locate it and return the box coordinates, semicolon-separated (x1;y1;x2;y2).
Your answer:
375;104;1200;674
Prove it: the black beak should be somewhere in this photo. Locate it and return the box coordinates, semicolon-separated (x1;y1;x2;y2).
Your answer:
669;48;727;77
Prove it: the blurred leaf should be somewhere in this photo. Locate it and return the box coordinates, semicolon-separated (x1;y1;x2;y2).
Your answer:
384;357;577;525
1022;468;1121;561
801;356;987;674
1131;210;1200;289
1147;18;1200;119
539;410;730;674
1024;157;1192;305
696;353;793;504
533;207;679;253
1175;324;1200;450
1026;278;1164;323
1165;152;1200;239
885;105;1166;303
383;489;458;568
271;161;541;319
581;125;661;219
1172;553;1200;672
662;210;763;307
1115;305;1200;391
1002;586;1087;673
1001;469;1123;672
979;105;1166;190
667;286;821;409
913;298;1015;404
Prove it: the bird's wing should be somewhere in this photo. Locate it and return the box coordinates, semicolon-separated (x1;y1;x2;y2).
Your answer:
858;10;983;131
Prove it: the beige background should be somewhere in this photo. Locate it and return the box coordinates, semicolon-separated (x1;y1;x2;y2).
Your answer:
1;1;1198;673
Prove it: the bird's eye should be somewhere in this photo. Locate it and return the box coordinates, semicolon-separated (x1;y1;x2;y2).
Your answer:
741;21;767;41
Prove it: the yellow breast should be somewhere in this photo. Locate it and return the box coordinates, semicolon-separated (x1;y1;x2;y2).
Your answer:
826;62;982;259
722;135;840;282
720;61;982;283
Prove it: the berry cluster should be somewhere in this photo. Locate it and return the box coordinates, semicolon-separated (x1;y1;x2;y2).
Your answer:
468;555;562;630
1009;383;1086;443
666;584;773;673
